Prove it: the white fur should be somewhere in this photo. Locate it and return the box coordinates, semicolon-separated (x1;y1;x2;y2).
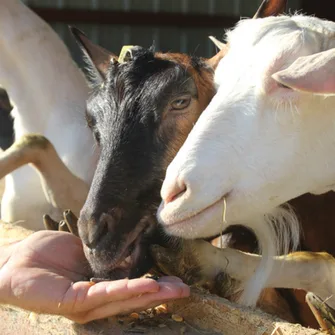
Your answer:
158;15;335;306
0;0;97;230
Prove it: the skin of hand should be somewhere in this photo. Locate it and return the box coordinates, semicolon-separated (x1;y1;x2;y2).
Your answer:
0;230;190;324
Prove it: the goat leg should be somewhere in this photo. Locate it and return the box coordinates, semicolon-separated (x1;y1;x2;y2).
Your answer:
306;292;335;334
0;134;89;217
152;239;335;309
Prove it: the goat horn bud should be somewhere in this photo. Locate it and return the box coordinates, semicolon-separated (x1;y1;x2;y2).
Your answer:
119;45;135;63
208;36;225;50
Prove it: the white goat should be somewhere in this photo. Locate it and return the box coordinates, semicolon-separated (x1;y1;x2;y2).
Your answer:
157;15;335;307
0;0;97;230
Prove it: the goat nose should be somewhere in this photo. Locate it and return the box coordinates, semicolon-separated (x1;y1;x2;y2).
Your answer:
161;177;187;205
81;213;116;248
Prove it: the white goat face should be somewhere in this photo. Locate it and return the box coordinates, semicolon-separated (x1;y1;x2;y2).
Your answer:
157;15;335;239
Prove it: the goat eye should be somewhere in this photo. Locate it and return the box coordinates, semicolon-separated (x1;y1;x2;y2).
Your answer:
171;96;191;110
85;112;95;128
277;82;291;89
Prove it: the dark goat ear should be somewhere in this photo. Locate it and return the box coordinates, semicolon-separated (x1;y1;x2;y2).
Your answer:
253;0;288;19
69;26;117;81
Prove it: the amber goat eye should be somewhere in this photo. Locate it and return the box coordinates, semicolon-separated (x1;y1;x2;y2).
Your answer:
171;96;191;110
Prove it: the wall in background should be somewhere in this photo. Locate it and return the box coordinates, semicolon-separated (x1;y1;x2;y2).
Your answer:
22;0;302;64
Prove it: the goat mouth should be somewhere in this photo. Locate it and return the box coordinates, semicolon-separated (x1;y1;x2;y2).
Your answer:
89;216;155;280
157;192;232;239
163;192;230;228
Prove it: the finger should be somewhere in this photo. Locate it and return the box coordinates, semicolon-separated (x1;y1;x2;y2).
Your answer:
61;278;160;313
70;282;190;324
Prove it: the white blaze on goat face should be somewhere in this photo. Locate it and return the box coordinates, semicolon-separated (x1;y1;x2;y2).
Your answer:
158;15;335;239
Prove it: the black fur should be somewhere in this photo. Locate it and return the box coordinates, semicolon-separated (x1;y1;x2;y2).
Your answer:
78;45;198;279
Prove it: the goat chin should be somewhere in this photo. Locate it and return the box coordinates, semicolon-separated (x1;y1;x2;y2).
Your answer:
239;204;300;306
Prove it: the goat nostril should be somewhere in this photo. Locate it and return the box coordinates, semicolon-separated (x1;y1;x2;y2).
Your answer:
85;218;109;248
165;182;187;205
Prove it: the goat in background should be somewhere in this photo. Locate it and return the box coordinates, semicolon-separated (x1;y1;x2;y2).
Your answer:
0;0;98;230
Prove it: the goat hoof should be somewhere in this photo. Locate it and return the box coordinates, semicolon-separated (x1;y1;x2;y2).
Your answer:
210;271;240;300
306;292;335;334
63;209;79;236
150;244;184;277
43;214;59;231
58;220;70;232
150;244;205;285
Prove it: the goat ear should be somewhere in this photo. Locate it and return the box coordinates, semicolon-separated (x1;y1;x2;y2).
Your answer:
253;0;287;19
207;46;228;70
272;49;335;94
69;26;117;81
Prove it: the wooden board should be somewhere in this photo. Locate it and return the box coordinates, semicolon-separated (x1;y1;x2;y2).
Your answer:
0;288;324;335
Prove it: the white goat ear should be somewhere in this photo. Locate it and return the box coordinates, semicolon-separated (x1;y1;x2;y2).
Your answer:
253;0;287;19
272;49;335;95
69;26;117;81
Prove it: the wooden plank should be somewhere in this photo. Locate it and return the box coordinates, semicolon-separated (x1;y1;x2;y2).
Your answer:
0;288;324;335
167;289;324;335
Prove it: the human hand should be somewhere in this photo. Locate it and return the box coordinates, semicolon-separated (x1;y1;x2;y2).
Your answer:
0;230;190;323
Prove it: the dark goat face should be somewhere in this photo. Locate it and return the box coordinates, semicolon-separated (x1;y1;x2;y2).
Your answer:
71;27;226;280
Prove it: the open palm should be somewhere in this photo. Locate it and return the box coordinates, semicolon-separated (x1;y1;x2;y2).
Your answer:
0;231;189;323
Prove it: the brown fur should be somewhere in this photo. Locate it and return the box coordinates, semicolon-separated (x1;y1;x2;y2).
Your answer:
156;52;217;170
